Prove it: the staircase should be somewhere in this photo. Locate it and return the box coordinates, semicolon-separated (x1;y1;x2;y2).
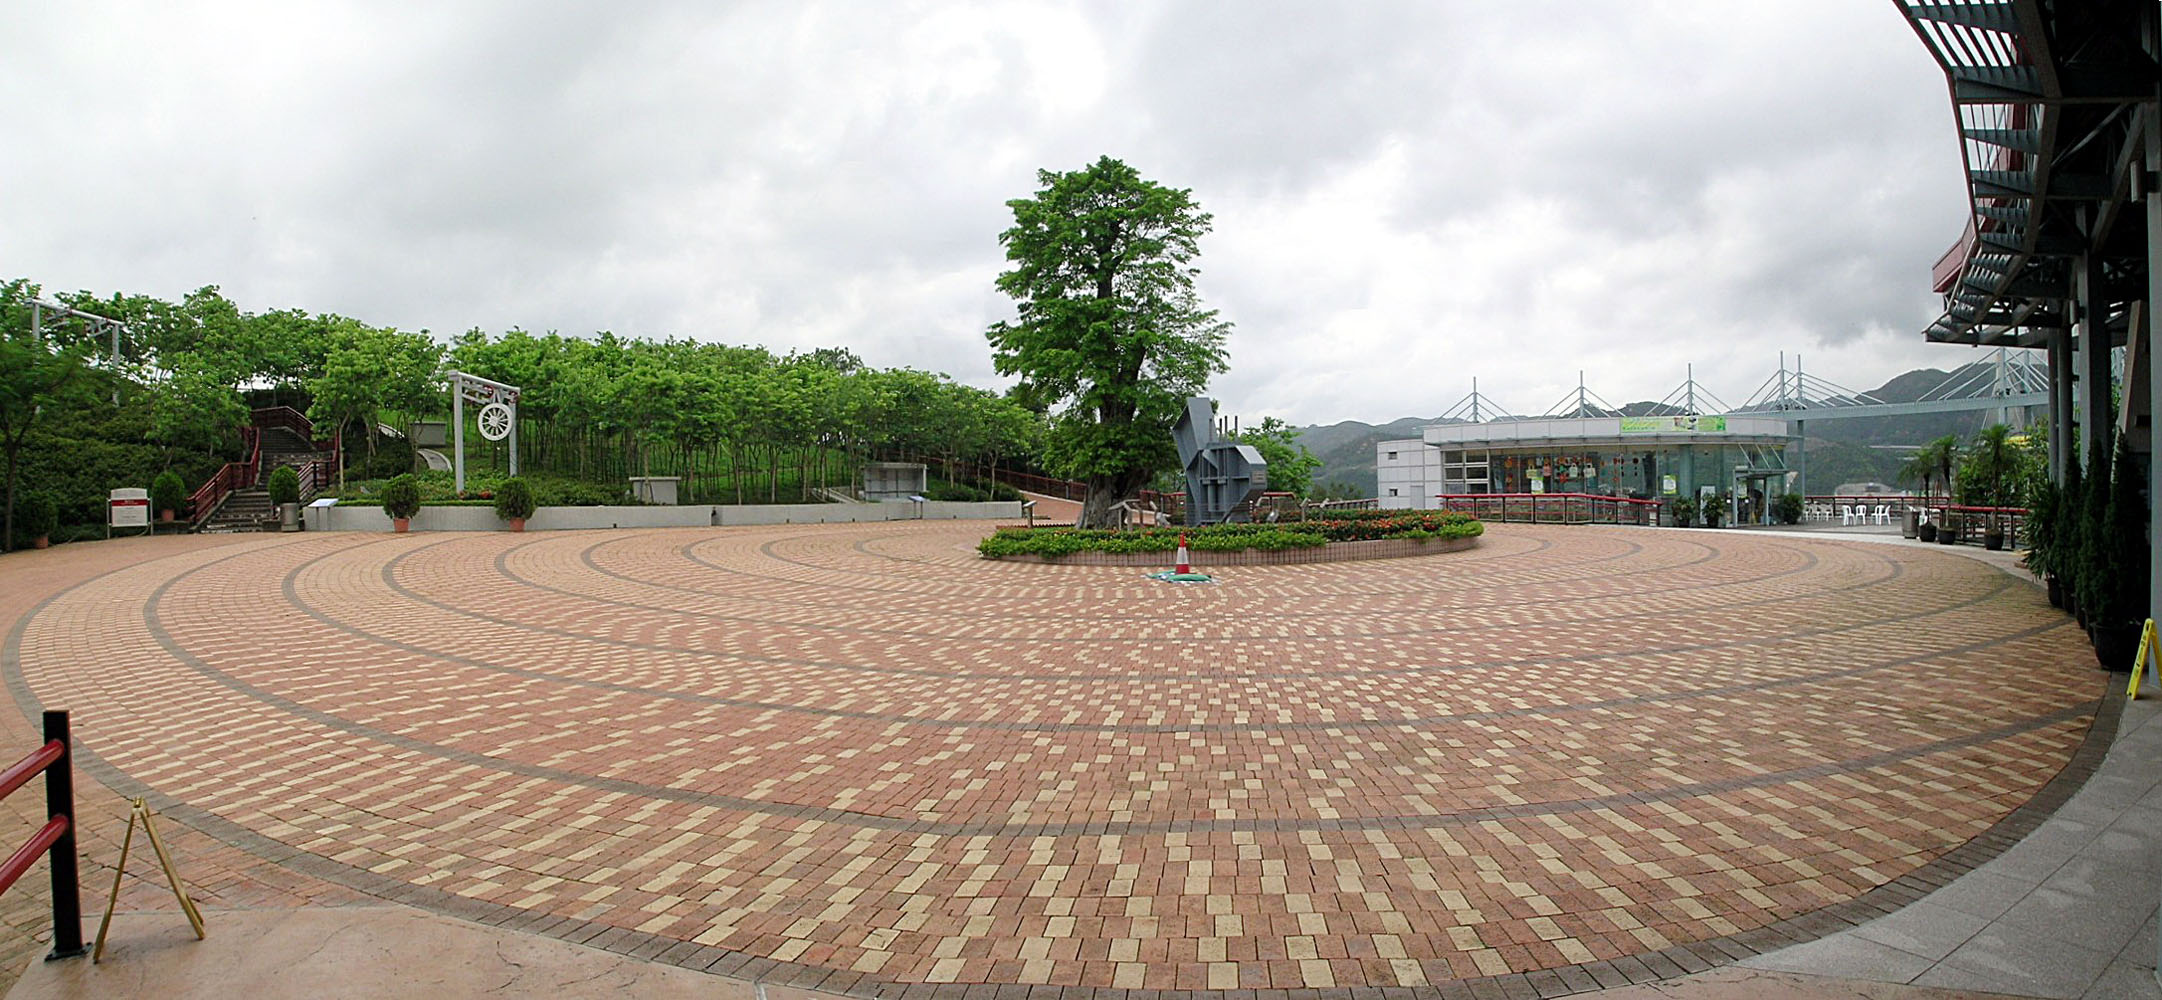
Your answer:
198;489;277;533
197;426;325;533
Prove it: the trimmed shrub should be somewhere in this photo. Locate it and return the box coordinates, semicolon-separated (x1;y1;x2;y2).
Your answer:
16;492;58;543
978;512;1481;559
266;465;301;505
380;474;422;520
494;477;537;520
151;470;188;515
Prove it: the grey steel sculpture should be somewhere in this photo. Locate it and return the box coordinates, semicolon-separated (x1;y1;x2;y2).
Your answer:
1173;397;1267;525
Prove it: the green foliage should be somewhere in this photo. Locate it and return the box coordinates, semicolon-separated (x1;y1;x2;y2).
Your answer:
2024;478;2059;580
380;473;421;520
265;465;301;505
1773;493;1804;525
1899;435;1961;500
2075;449;2112;619
14;491;56;542
493;477;537;520
1231;417;1321;498
0;319;98;549
1701;491;1731;528
986;156;1230;526
2052;459;2084;585
359;436;415;480
150;470;188;514
978;511;1482;559
2089;440;2149;626
1667;496;1697;527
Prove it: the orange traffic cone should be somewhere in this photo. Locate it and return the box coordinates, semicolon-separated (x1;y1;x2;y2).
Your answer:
1175;533;1191;575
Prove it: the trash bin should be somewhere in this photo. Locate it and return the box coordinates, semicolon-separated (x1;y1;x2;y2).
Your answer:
1902;509;1920;538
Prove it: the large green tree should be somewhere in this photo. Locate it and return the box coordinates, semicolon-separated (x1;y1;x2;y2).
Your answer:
0;337;93;550
987;156;1230;528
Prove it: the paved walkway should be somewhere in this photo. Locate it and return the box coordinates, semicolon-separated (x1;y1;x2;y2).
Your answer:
0;521;2118;996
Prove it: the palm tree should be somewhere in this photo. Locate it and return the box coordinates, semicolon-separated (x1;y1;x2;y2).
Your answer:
1899;435;1960;502
1969;424;2017;542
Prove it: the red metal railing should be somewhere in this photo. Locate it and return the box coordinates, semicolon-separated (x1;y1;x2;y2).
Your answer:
1436;493;1662;525
0;712;84;959
252;406;342;486
186;425;261;524
1930;504;2029;545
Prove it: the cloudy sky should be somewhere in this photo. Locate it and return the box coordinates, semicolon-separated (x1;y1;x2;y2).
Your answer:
2;2;1981;426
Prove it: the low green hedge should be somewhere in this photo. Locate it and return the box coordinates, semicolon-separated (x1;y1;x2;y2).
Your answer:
979;510;1481;559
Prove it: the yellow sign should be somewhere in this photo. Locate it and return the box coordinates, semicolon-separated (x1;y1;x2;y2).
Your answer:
2129;619;2160;700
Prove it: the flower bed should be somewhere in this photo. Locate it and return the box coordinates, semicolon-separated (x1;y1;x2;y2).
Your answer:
978;510;1482;560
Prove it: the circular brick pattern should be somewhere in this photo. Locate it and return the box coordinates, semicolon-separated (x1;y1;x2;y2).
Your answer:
7;523;2098;992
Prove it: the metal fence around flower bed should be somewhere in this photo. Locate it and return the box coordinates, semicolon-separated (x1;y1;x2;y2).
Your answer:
1436;493;1661;526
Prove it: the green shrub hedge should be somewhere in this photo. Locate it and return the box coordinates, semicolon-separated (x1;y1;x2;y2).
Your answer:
978;510;1481;559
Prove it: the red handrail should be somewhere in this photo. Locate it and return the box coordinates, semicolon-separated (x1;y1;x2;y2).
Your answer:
1434;492;1661;526
0;712;83;959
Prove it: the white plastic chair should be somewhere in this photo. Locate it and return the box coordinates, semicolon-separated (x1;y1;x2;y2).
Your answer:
1870;504;1887;525
1840;505;1857;526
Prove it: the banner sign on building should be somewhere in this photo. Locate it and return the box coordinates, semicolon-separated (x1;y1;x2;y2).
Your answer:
1620;415;1727;434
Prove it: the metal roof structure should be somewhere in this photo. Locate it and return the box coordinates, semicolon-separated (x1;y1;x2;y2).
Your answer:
1898;0;2156;348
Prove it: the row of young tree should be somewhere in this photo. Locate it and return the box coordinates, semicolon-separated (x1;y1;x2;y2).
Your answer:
441;332;1044;503
2029;438;2150;667
0;278;1055;544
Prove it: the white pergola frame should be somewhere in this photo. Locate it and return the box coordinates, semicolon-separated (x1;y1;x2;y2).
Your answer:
29;299;128;406
447;371;521;494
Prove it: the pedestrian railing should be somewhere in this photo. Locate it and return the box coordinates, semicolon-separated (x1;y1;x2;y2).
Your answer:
0;711;85;960
1436;493;1662;525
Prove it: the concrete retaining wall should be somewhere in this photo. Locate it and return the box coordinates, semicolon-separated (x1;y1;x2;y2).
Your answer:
990;535;1479;566
306;500;1021;533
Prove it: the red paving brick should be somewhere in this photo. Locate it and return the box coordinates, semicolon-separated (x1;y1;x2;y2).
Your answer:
0;522;2099;993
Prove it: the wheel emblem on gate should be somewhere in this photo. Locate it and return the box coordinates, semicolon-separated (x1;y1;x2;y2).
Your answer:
478;402;513;441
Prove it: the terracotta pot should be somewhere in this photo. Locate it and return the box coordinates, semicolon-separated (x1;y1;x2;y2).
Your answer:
32;536;49;550
507;517;526;533
392;517;411;533
158;509;175;523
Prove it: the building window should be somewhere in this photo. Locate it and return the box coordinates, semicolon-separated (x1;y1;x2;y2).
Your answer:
1386;451;1398;460
1388;488;1398;496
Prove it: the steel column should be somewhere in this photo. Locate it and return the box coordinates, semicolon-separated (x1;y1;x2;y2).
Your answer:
2048;327;2072;482
2076;250;2113;473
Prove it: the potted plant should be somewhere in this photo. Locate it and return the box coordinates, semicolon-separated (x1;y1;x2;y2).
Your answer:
1667;495;1697;528
266;465;302;532
1773;492;1804;526
1701;491;1730;529
151;470;187;524
381;473;421;533
2054;460;2085;618
1937;511;1960;544
494;477;536;532
2025;478;2060;607
1970;424;2016;550
1918;519;1938;543
2088;440;2148;670
17;492;57;550
2074;449;2111;632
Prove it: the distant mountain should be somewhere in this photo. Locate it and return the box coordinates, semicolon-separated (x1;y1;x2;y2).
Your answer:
1294;361;2024;497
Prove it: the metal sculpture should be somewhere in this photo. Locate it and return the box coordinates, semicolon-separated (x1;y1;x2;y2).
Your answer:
1172;397;1267;525
448;371;521;494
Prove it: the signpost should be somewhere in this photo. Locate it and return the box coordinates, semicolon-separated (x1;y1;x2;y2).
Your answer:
107;489;150;539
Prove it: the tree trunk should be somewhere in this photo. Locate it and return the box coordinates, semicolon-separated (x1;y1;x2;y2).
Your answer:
1077;471;1148;529
2;441;18;553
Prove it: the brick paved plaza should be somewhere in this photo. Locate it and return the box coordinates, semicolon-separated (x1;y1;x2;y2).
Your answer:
0;522;2105;994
